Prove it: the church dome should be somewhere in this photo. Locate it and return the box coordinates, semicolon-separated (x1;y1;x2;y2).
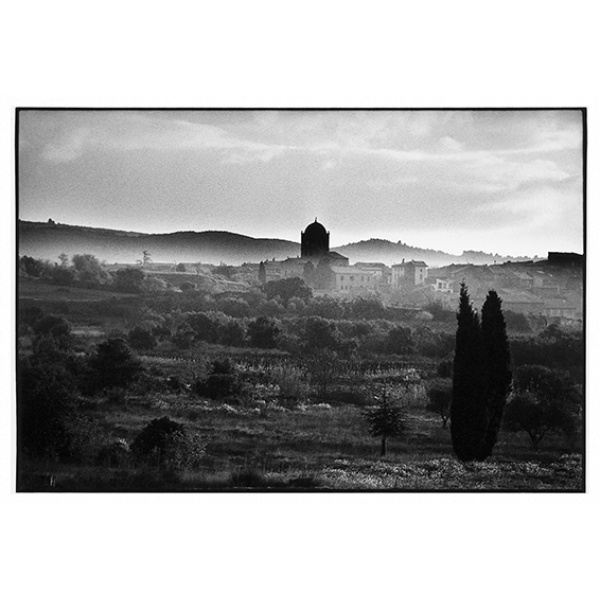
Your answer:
301;219;329;258
304;220;327;236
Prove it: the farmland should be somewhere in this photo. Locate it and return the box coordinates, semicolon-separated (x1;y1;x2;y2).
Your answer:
17;274;584;492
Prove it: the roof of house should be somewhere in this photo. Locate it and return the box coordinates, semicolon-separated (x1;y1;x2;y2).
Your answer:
330;267;372;275
392;260;428;268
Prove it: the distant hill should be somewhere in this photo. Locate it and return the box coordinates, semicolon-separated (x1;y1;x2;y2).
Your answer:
332;238;530;267
18;220;531;267
18;221;301;265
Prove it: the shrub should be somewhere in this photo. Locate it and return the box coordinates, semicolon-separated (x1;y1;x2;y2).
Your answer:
131;417;185;466
247;316;280;349
87;338;143;391
386;326;415;355
18;358;76;459
96;439;130;467
269;363;309;400
128;326;157;351
193;359;244;400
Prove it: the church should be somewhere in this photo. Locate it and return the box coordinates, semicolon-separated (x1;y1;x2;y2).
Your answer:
263;219;375;293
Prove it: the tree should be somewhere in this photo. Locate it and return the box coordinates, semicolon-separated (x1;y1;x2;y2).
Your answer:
363;386;407;456
302;317;340;352
131;417;184;467
87;338;143;391
247;316;280;349
479;290;512;458
426;379;452;428
258;261;267;285
18;358;76;459
72;254;108;285
19;255;47;277
176;263;186;272
114;268;145;293
193;359;243;400
128;326;157;351
503;365;581;448
386;326;415;355
263;277;312;306
451;283;488;461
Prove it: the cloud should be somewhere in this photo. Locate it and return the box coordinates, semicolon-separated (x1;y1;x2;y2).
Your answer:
41;127;91;162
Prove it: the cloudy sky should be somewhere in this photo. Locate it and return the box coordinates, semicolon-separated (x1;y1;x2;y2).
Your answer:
18;109;583;257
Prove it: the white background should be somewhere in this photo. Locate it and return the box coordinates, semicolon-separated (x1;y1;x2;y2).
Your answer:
1;2;597;599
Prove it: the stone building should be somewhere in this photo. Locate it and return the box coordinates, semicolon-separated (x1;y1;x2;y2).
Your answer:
391;259;428;289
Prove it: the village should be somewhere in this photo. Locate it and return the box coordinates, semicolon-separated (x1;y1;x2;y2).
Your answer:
135;220;583;326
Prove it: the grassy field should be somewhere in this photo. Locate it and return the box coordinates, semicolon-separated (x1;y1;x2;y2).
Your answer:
18;355;583;492
17;278;584;492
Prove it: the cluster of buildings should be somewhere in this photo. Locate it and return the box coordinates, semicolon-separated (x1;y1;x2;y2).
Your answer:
260;220;583;322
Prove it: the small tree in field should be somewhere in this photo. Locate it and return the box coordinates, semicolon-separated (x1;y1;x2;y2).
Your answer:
426;379;452;428
363;386;407;456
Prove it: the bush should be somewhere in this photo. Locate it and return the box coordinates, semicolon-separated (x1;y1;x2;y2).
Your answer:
18;358;76;459
247;316;280;349
128;326;157;351
87;338;143;391
193;359;244;400
269;363;309;400
96;439;130;468
131;417;185;466
503;364;582;448
386;326;415;355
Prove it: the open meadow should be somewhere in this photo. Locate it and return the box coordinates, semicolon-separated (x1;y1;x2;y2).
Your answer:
17;273;584;492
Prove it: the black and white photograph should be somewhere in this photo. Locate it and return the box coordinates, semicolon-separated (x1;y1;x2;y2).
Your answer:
3;3;598;599
16;108;585;492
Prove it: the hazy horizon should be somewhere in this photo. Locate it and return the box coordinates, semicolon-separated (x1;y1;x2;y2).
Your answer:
18;109;584;257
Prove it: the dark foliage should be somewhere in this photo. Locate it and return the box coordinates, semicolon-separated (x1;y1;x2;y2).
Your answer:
510;327;583;382
386;326;415;355
302;316;340;352
451;284;488;461
128;326;157;351
437;359;453;378
503;364;582;447
479;290;512;458
247;316;280;349
131;417;185;465
87;338;143;391
503;309;531;333
113;268;145;293
193;359;243;400
18;357;76;459
19;255;47;277
363;389;407;456
263;277;312;306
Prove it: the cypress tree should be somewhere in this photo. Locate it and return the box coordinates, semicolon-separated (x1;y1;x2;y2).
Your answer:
258;261;267;285
478;290;512;459
451;283;488;461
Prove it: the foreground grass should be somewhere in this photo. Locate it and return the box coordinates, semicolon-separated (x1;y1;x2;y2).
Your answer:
18;396;583;491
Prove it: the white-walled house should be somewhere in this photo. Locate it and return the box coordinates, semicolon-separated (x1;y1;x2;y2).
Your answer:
391;260;428;289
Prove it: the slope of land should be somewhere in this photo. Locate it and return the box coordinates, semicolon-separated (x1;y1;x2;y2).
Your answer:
18;220;531;266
